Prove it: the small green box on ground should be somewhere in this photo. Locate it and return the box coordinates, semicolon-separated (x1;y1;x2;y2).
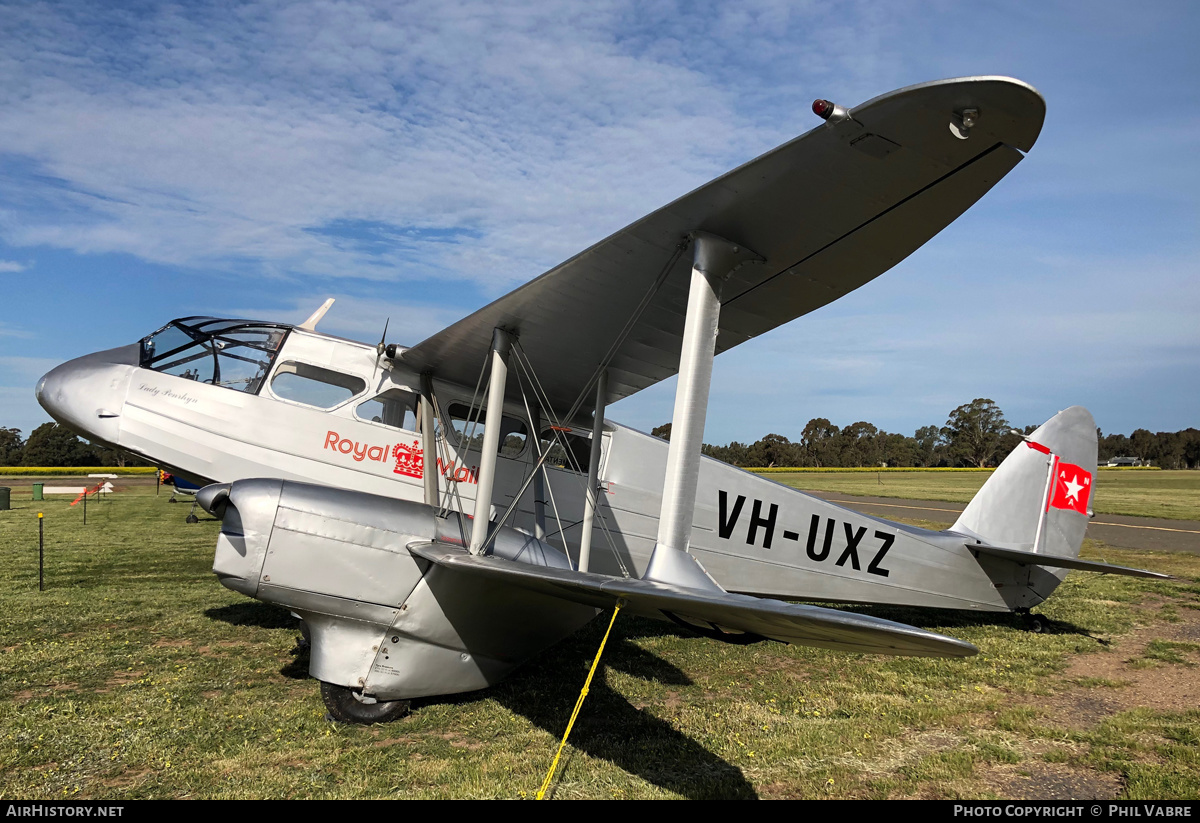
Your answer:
32;483;43;501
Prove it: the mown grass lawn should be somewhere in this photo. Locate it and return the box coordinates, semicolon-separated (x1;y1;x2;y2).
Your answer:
1;484;1197;799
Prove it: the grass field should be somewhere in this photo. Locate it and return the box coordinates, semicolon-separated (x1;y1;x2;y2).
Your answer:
767;470;1200;522
1;483;1198;800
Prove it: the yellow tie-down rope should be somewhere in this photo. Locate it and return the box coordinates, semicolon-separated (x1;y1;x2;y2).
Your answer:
536;602;624;800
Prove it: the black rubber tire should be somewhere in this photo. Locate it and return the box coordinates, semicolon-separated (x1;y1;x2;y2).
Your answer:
320;682;410;725
185;513;199;524
1027;614;1049;633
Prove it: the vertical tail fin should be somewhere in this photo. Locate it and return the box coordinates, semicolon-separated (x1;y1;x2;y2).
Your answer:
949;406;1097;605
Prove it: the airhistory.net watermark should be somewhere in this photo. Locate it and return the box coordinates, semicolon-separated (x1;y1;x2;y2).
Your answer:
5;806;124;818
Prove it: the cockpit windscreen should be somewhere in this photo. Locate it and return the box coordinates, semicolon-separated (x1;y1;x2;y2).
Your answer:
140;317;290;395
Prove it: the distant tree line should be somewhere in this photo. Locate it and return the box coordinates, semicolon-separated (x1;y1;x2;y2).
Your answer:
0;423;149;468
1097;429;1200;470
655;399;1200;469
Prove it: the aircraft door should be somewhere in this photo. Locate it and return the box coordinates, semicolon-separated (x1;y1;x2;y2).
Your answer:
539;427;608;476
532;426;613;557
351;387;427;484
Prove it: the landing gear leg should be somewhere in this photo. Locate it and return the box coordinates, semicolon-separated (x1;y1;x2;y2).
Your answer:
320;682;410;725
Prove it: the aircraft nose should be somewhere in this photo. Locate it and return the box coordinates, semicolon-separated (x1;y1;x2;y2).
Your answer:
36;343;139;446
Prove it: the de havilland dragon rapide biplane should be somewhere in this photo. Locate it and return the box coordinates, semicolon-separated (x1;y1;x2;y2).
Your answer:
36;77;1167;723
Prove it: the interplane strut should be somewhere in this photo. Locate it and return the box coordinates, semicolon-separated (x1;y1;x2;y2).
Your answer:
646;232;762;586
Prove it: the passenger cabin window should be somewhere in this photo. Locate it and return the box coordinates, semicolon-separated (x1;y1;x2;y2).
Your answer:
357;389;419;432
541;429;593;472
447;402;527;457
271;362;366;409
140;318;288;394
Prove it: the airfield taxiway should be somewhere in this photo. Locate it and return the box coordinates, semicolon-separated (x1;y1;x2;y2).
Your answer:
808;492;1200;555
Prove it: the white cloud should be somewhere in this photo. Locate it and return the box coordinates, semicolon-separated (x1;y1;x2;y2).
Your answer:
0;1;945;295
0;260;25;272
221;294;470;347
0;0;802;290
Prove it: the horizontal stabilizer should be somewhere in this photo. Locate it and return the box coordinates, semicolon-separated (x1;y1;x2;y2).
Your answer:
410;542;977;658
969;543;1173;580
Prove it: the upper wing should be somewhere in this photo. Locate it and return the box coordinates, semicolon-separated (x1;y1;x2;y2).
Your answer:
401;76;1045;417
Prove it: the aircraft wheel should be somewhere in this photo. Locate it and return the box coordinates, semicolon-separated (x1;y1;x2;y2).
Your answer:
1026;613;1049;633
320;682;410;725
185;513;199;524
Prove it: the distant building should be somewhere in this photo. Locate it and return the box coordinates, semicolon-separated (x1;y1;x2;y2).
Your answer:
1104;456;1145;467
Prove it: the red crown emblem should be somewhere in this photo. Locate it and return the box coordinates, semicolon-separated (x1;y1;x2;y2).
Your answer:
392;441;424;479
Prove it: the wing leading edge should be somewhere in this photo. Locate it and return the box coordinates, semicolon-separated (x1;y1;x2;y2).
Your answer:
401;76;1046;418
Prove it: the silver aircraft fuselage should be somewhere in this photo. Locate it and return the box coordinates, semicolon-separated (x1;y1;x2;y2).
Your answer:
38;318;1043;614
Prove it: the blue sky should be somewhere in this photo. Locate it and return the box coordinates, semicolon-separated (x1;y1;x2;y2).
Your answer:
1;0;1197;445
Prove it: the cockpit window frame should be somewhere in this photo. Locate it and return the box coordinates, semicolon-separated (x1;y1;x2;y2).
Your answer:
140;317;293;396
